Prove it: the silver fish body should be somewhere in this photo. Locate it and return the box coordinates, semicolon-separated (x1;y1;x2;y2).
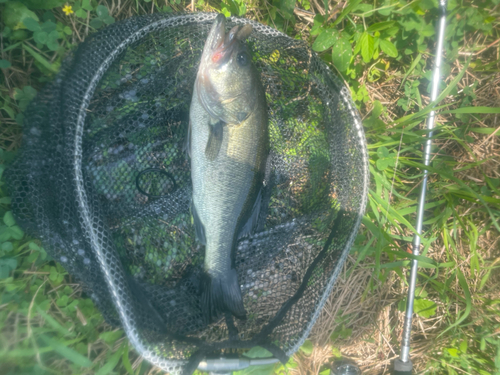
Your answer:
189;14;268;321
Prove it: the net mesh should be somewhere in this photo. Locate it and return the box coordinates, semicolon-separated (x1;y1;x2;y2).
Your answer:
6;13;368;374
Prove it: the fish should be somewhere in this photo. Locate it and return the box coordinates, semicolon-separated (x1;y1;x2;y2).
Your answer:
188;14;269;322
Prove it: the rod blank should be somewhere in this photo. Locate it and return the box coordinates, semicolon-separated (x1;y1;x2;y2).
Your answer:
395;0;448;372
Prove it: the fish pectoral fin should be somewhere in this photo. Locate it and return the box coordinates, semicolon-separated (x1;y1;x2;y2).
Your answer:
191;203;206;245
205;120;224;161
238;188;262;239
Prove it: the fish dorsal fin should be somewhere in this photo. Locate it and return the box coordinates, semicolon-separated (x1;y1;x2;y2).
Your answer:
205;120;224;161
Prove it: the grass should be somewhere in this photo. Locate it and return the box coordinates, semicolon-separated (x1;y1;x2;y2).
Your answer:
1;0;500;374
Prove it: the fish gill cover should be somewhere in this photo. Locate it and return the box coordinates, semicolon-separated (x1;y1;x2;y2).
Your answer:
5;12;368;375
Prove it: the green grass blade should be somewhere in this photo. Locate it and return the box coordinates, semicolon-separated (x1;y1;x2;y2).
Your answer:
440;106;500;114
22;44;58;73
438;269;472;337
402;160;500;232
39;335;92;367
122;345;135;375
400;53;422;88
36;305;75;338
394;58;471;127
95;345;124;375
469;128;500;135
369;190;420;237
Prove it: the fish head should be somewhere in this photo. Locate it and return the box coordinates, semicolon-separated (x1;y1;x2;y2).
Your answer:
196;14;258;124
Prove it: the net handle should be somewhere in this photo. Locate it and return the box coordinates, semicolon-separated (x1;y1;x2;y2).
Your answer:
198;357;280;372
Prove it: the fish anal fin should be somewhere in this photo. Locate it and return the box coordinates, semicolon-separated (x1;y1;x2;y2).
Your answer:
238;188;262;239
191;203;206;245
205;120;224;161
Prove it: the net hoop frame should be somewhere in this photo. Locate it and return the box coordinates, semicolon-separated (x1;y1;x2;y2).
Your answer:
38;12;368;372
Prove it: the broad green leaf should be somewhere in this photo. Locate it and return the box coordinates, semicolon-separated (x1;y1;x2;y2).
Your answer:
383;26;399;37
75;8;87;19
310;14;325;36
376;158;389;171
376;146;389;158
279;0;296;20
0;258;18;279
29;242;40;250
367;21;395;32
1;242;13;252
414;298;437;318
90;18;103;29
300;340;313;355
354;3;373;14
82;0;93;11
331;35;352;72
243;346;273;358
378;2;397;16
102;15;115;25
3;211;15;227
2;2;39;30
99;330;123;345
47;29;59;41
223;0;240;15
22;17;41;32
33;31;48;44
40;20;56;33
379;39;398;57
39;335;92;367
360;32;374;63
47;38;59;51
0;59;11;69
96;5;109;17
312;29;339;52
459;340;468;353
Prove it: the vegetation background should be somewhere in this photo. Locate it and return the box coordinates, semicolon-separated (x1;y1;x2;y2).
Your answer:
0;0;499;374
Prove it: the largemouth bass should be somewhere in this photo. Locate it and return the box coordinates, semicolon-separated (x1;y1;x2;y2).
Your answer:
189;14;268;322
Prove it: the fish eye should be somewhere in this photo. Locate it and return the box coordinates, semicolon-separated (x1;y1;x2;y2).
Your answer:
237;51;250;67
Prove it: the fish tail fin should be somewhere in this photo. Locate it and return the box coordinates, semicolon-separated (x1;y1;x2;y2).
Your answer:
201;269;246;322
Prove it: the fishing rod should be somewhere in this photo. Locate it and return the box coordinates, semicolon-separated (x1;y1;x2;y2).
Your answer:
394;0;448;374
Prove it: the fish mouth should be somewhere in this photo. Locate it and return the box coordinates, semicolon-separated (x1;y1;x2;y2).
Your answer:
204;14;253;66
